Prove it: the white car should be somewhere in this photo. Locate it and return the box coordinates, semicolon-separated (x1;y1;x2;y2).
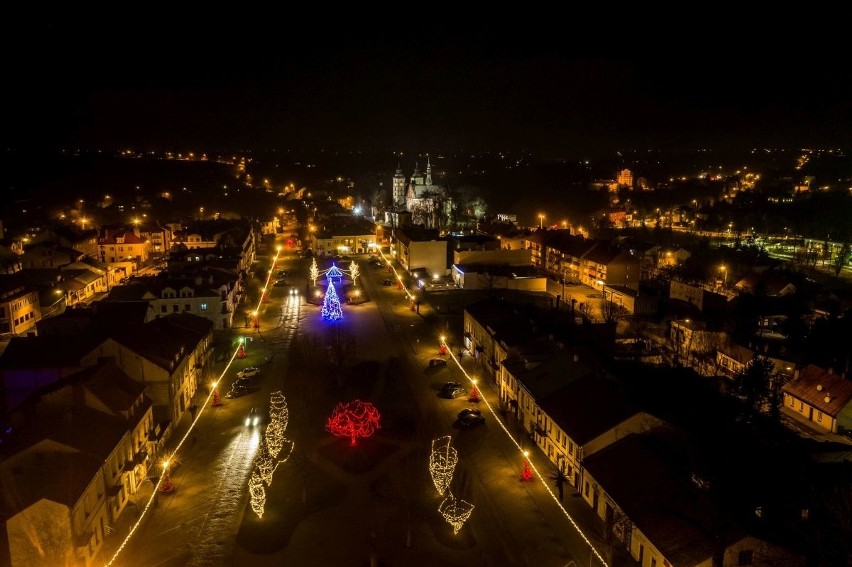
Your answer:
237;367;260;379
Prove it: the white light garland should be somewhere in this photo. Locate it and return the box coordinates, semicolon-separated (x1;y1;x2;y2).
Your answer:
249;468;267;518
310;258;319;284
266;391;289;458
429;436;458;495
438;492;475;535
349;261;359;285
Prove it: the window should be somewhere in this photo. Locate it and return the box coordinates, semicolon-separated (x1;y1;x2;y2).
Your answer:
738;550;753;566
173;304;179;312
816;411;823;422
200;303;208;312
584;481;590;497
161;305;167;313
184;304;191;311
651;559;657;567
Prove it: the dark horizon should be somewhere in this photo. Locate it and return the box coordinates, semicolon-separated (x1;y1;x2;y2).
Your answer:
5;14;851;156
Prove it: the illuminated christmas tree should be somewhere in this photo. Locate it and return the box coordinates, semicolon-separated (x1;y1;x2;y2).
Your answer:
321;281;343;321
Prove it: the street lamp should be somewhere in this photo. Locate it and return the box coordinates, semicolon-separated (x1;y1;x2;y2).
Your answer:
719;265;727;286
538;214;545;229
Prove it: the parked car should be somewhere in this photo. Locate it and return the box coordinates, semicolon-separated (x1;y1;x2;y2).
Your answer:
457;407;481;421
273;279;290;287
428;358;447;368
277;270;288;277
225;383;257;399
438;382;467;399
457;412;485;428
237;367;260;379
382;278;393;286
245;408;261;427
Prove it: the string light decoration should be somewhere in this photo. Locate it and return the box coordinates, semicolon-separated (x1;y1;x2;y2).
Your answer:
321;281;343;321
428;436;458;495
253;440;273;484
325;400;381;446
438;492;475;535
310;257;319;284
265;391;289;459
269;391;289;429
374;249;416;302
249;468;267;518
349;261;359;285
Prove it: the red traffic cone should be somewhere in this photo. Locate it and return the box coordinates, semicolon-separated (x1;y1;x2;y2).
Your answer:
212;388;222;407
237;346;246;358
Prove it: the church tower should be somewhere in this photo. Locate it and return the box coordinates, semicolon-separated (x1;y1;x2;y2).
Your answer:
392;163;406;208
425;156;433;188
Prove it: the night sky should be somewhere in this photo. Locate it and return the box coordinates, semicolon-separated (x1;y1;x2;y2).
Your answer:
6;13;850;156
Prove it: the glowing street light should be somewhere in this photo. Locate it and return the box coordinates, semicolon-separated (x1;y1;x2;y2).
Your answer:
719;265;727;286
538;214;545;229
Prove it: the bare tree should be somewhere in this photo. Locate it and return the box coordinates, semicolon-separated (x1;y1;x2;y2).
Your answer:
600;298;628;325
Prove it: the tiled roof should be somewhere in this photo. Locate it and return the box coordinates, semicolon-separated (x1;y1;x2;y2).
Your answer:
1;443;103;511
112;313;212;371
783;364;852;417
538;373;637;444
4;403;127;459
582;243;623;265
99;230;147;245
583;427;742;566
0;335;100;369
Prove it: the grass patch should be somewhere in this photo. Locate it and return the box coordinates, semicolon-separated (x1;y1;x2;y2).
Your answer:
235;458;347;554
317;435;399;474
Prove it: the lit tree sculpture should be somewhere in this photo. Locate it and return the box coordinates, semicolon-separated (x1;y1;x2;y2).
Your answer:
310;258;319;284
438;492;475;534
325;400;381;446
249;468;266;518
321;281;343;321
349;261;359;285
429;436;458;495
266;391;289;459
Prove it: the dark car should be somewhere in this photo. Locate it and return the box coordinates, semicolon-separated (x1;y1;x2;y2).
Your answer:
438;382;467;399
457;407;481;421
457;412;485;428
225;383;257;399
273;279;290;287
428;358;447;368
382;278;393;286
277;270;288;277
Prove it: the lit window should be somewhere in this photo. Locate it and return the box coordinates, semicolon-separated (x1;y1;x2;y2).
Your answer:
200;303;208;312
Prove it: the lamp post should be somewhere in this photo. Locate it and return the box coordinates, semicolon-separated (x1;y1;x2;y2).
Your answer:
538;214;545;229
720;265;727;286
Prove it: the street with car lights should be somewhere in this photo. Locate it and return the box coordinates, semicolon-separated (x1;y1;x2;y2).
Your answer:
112;231;610;567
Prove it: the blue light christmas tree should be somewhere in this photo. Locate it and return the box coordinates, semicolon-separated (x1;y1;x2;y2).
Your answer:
321;281;343;321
